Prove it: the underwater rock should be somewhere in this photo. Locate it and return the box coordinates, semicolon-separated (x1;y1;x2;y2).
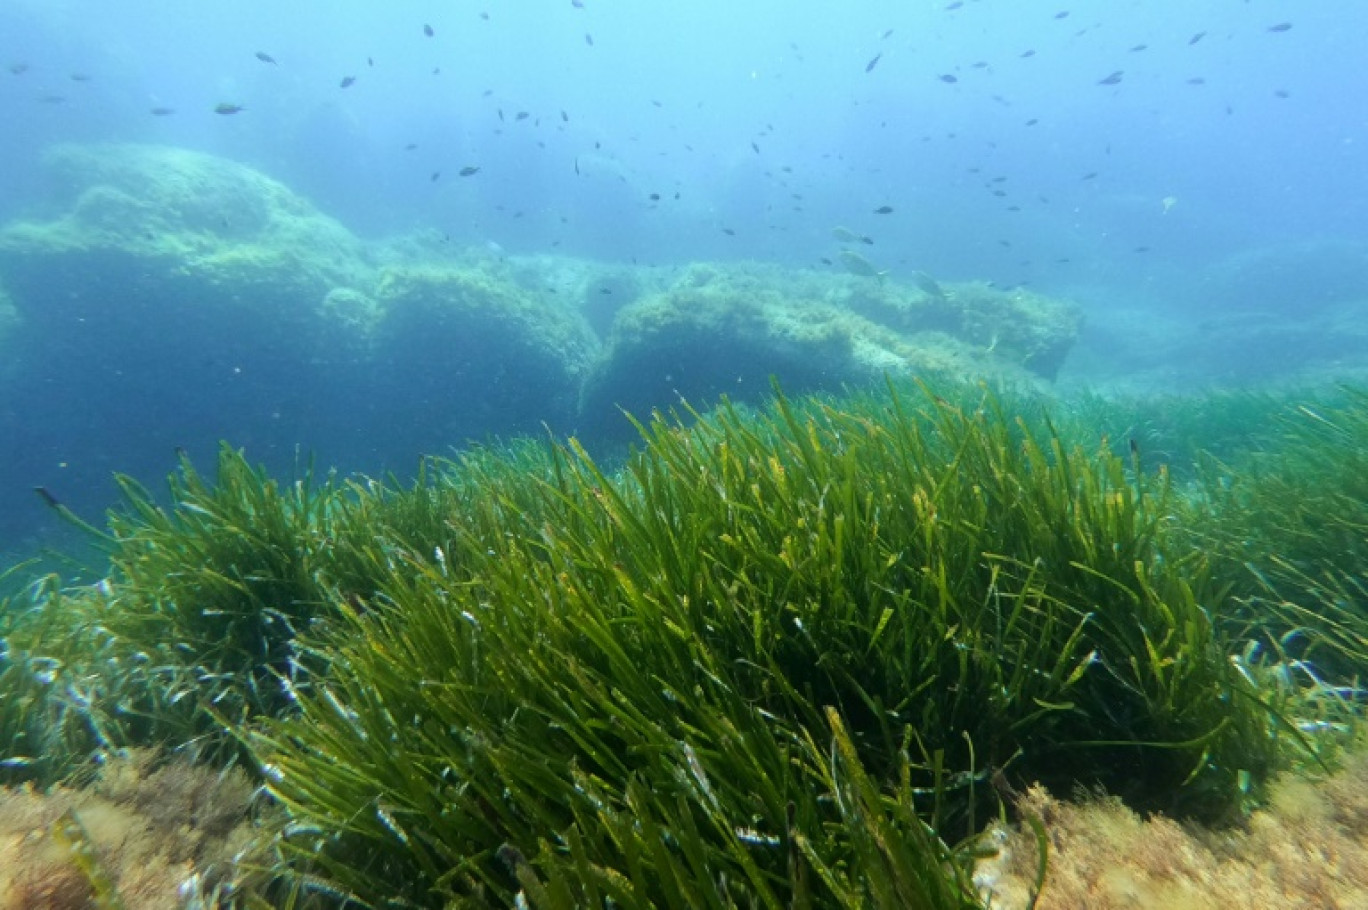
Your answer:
579;261;1081;434
0;143;373;322
0;144;601;492
370;264;598;440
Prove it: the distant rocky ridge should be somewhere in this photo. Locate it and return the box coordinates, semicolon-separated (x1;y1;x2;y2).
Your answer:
0;144;1081;451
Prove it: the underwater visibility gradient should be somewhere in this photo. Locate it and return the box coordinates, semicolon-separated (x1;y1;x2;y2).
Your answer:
0;0;1364;556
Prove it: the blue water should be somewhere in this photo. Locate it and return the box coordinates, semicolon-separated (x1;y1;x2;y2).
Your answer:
1;0;1365;557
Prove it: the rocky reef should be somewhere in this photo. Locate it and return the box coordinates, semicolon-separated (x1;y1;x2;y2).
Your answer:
0;143;1081;518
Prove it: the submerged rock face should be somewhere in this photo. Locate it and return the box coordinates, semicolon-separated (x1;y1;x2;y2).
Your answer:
0;145;600;540
578;261;1082;435
0;142;1080;533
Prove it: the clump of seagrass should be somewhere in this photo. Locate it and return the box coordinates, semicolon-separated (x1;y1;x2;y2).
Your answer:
246;380;1308;908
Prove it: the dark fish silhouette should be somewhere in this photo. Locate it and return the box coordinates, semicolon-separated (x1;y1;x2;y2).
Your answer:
939;74;958;83
1097;71;1123;85
340;75;356;88
865;52;882;73
255;51;277;64
214;102;245;114
1267;22;1293;32
459;166;480;176
150;106;175;116
423;23;434;37
1188;31;1206;45
873;205;894;214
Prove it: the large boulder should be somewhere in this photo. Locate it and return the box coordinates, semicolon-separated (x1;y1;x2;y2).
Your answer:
367;263;598;441
0;145;599;532
579;261;1081;434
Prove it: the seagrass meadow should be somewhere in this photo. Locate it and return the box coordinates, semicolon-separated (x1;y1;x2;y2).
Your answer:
3;378;1368;908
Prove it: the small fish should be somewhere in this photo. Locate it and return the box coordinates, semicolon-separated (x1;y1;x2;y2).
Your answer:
1025;117;1039;126
340;75;356;88
480;11;490;20
1020;49;1036;58
404;143;418;150
560;110;569;122
1129;44;1147;52
1097;70;1123;85
368;56;374;66
585;33;594;46
9;62;29;75
255;51;277;64
515;111;529;120
1267;22;1293;32
944;2;962;10
838;249;887;279
150;106;175;116
865;52;882;73
751;141;760;154
572;0;585;7
873;205;894;214
939;74;958;83
214;102;245;114
1081;171;1098;180
1188;31;1206;45
1186;77;1206;85
648;193;660;201
882;28;895;38
722;227;736;236
458;166;480;176
423;23;434;37
910;270;946;299
1055;12;1070;20
431;171;441;181
69;73;92;82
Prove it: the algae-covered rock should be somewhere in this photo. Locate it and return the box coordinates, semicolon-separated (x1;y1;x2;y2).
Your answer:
0;143;603;502
0;143;372;327
371;264;598;437
580;261;1081;433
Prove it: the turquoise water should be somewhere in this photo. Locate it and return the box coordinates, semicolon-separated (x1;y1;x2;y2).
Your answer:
0;0;1365;550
